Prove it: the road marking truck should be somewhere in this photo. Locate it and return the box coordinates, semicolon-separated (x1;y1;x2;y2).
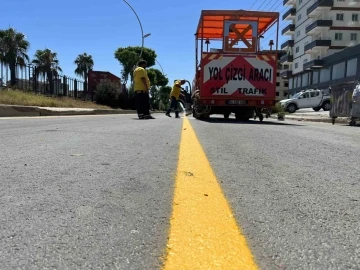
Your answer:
187;9;280;121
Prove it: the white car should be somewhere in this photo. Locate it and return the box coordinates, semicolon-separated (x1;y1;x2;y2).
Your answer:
280;89;331;113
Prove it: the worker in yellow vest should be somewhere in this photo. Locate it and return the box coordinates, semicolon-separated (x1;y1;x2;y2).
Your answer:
165;79;186;118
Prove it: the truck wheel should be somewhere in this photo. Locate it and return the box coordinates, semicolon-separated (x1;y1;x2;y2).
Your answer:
287;103;297;113
322;101;330;111
313;107;321;111
224;112;230;119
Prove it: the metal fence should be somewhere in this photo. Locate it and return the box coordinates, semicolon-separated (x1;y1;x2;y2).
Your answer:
0;61;86;99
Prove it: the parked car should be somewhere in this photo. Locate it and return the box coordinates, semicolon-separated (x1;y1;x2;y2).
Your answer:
280;89;330;113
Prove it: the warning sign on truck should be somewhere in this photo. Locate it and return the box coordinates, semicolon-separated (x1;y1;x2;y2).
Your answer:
200;54;277;98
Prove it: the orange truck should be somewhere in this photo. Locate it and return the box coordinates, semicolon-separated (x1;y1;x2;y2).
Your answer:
189;10;280;121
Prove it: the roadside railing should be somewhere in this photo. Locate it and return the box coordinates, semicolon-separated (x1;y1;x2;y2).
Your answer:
0;62;85;99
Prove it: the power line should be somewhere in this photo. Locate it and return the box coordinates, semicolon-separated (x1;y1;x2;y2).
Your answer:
263;6;289;43
260;0;278;11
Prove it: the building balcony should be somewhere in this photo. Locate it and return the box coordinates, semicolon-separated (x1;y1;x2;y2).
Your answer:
283;0;296;6
282;8;296;21
281;40;294;50
307;0;333;17
304;40;331;53
303;59;324;70
305;20;332;35
280;70;293;79
280;54;293;64
281;24;295;35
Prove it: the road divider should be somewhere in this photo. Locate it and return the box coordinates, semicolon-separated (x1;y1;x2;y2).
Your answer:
163;117;258;269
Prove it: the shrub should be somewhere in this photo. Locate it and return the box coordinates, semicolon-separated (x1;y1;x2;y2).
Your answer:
95;80;121;108
270;102;285;114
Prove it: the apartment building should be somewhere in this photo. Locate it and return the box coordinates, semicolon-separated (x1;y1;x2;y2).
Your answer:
280;0;360;93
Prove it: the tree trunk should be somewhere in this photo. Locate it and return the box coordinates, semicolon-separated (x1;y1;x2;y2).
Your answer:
10;64;16;87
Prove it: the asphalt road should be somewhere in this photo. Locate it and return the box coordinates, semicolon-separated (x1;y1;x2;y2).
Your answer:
0;114;359;269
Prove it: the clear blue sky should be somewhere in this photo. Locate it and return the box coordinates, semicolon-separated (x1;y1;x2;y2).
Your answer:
1;0;287;85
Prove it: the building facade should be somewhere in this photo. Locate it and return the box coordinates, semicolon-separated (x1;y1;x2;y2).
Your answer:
280;0;360;93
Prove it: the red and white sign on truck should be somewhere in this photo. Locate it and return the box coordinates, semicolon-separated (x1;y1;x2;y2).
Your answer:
201;53;277;99
189;9;280;121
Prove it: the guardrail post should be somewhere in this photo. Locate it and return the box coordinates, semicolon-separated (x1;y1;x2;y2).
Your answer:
74;79;78;99
63;76;67;96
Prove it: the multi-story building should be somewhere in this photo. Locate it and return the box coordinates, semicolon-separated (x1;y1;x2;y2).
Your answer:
263;50;290;100
280;0;360;93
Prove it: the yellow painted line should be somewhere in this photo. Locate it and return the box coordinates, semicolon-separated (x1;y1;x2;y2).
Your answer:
163;118;258;270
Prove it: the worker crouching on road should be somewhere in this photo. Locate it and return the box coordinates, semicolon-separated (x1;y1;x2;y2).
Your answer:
165;79;186;118
133;60;155;119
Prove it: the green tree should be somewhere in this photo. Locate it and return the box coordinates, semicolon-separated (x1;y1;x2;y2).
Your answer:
95;80;121;108
0;28;30;86
74;52;94;94
147;68;168;110
114;46;157;84
147;68;168;87
32;49;62;94
158;85;172;110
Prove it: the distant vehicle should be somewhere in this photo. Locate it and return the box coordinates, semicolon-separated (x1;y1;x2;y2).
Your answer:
279;89;330;113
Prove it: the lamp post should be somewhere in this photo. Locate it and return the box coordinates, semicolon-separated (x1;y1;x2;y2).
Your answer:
123;0;151;59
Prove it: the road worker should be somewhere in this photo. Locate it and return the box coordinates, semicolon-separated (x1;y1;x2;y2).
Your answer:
165;79;186;118
133;60;155;119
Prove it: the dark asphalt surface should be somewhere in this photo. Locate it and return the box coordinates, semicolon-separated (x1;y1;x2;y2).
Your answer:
0;114;359;269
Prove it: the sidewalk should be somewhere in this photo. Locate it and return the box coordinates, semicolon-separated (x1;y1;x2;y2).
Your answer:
0;104;139;117
270;109;349;124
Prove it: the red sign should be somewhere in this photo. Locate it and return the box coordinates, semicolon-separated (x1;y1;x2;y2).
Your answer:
199;53;277;99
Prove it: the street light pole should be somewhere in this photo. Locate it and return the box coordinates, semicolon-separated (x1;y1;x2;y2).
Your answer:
123;0;150;59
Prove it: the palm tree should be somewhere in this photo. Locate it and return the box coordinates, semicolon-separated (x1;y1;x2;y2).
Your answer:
32;49;62;94
0;28;30;86
74;53;94;95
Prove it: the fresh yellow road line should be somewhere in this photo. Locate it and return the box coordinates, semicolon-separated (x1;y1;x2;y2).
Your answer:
163;118;258;270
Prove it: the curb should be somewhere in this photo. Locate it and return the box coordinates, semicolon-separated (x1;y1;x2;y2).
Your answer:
0;105;41;117
270;115;349;124
0;105;138;117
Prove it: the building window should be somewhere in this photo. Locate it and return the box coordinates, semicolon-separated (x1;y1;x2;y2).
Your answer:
304;59;308;63
296;47;299;53
276;82;280;86
284;82;289;87
346;58;357;77
299;0;302;4
298;14;301;21
352;14;358;21
276;92;279;97
351;33;357;40
295;63;299;68
296;31;300;37
277;72;280;77
336;14;344;21
335;33;343;40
